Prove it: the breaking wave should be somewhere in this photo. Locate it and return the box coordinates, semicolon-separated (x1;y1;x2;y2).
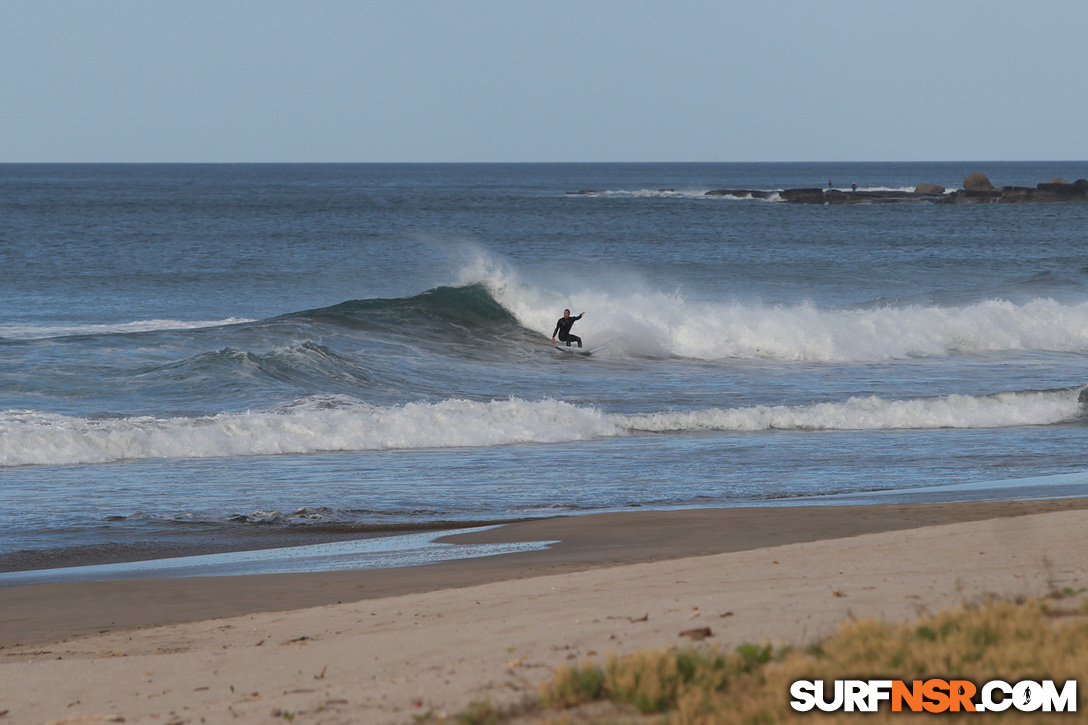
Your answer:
14;279;1088;365
472;272;1088;361
1;385;1082;468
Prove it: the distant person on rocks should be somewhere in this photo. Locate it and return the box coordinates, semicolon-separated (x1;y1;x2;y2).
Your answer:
851;183;857;192
552;309;585;348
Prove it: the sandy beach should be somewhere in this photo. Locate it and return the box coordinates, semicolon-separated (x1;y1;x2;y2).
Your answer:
2;499;1087;724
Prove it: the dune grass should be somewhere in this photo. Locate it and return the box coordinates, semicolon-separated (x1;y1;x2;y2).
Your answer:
453;593;1088;724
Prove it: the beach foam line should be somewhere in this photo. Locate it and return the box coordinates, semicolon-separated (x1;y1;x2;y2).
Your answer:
0;525;559;586
791;470;1088;506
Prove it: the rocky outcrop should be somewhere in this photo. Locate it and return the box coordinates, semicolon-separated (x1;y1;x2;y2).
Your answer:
938;189;1002;204
940;177;1088;204
698;174;1086;205
705;187;949;204
758;174;1087;205
777;188;827;204
774;188;948;204
963;173;996;191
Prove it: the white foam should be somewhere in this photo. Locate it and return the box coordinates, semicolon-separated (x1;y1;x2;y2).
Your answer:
484;273;1088;361
567;188;714;199
1;386;1082;468
565;188;790;202
0;398;621;467
0;318;254;340
619;388;1084;433
444;250;1088;361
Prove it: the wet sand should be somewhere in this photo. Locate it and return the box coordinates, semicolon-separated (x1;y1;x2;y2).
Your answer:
2;499;1087;723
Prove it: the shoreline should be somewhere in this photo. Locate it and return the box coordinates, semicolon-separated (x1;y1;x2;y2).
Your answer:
2;498;1086;724
9;469;1088;578
3;498;1086;649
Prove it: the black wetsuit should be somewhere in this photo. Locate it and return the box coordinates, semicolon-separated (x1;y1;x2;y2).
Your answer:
553;313;583;347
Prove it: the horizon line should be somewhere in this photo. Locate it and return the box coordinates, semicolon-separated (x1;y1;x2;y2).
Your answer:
2;159;1086;166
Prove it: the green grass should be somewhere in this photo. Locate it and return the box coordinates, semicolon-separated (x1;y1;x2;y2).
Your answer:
447;594;1088;723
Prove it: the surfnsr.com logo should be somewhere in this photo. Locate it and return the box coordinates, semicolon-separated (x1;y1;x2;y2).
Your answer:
790;679;1077;713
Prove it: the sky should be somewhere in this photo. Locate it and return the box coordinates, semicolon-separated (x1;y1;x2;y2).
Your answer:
2;1;1086;163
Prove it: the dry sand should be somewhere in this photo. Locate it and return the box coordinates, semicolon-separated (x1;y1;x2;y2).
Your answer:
1;500;1087;724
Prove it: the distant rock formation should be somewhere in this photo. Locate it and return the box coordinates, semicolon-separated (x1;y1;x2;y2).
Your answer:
777;188;826;203
774;187;947;204
600;172;1088;205
963;173;996;191
940;176;1088;204
703;174;1088;205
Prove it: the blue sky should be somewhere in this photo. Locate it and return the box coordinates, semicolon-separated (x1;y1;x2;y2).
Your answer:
2;1;1086;162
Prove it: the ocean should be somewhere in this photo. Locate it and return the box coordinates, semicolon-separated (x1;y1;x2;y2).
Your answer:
2;162;1088;581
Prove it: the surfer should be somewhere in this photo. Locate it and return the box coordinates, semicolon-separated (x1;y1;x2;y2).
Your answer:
552;309;585;348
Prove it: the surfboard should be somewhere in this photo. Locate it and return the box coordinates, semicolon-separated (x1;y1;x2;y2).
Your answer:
554;341;611;355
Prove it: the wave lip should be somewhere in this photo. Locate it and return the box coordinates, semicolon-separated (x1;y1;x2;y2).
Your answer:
294;283;521;330
1;385;1083;469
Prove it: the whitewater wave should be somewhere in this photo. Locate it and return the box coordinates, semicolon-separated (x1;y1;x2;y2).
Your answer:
1;386;1082;468
472;272;1088;361
566;188;721;199
618;387;1084;432
0;318;254;341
